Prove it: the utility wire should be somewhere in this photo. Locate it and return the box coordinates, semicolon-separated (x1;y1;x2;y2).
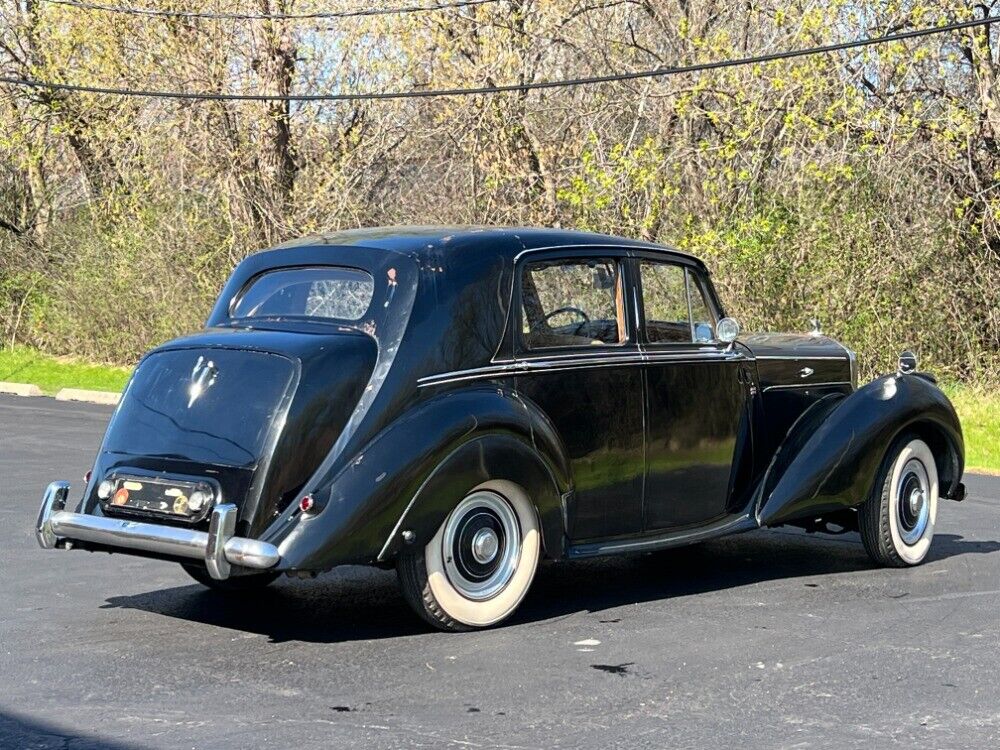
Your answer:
37;0;502;21
1;14;995;102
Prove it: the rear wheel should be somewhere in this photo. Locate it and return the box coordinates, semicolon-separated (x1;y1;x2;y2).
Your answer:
396;481;540;631
181;564;279;592
859;435;938;567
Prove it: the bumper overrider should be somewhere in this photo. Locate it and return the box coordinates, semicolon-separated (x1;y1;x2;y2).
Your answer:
35;481;281;580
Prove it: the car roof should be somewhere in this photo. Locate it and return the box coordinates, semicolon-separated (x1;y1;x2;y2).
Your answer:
271;225;705;267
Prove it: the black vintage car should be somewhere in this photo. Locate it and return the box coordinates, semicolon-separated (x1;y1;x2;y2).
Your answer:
36;227;965;630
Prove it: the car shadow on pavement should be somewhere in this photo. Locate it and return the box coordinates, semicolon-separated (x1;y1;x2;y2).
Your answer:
101;529;1000;644
510;530;1000;627
0;709;148;750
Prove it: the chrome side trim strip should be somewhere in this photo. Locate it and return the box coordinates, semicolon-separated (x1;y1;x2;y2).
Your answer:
754;355;848;361
36;484;279;578
419;350;750;387
645;351;745;363
762;381;852;392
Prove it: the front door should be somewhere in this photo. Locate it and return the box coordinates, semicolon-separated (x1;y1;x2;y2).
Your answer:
512;251;645;541
637;256;753;530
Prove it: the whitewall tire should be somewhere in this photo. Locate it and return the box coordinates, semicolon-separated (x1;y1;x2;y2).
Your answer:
397;480;540;630
860;436;939;567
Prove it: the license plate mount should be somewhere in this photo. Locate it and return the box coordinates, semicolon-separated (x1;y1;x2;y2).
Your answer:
102;473;216;523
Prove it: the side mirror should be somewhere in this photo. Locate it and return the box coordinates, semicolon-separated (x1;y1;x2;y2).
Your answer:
717;317;740;346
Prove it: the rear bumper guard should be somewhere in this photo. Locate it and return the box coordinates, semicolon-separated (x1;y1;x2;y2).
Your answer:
36;481;280;580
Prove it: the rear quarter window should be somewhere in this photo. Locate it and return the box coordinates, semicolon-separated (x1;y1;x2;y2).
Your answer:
231;266;374;322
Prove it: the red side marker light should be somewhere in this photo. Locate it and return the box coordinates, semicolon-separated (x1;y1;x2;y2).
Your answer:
84;470;92;483
299;494;315;513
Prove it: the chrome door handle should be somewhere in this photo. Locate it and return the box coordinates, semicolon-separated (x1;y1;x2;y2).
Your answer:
799;367;814;378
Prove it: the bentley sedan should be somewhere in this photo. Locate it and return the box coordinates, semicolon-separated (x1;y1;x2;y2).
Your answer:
36;227;965;630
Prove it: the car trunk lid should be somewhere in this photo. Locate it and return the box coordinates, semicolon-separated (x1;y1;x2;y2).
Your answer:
95;330;378;535
105;348;297;468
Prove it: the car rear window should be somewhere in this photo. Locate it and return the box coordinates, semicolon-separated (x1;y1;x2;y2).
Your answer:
231;266;374;322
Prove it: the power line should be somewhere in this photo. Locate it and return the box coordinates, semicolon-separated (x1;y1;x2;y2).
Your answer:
37;0;503;21
1;14;995;102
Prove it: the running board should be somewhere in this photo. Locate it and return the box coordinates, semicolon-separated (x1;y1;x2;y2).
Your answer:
566;513;758;558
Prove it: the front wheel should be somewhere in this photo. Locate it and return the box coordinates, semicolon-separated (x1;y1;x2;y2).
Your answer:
397;481;540;631
859;435;939;567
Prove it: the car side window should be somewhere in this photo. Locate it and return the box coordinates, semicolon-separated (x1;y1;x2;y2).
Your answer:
521;258;625;349
640;261;717;344
688;276;717;343
640;261;690;343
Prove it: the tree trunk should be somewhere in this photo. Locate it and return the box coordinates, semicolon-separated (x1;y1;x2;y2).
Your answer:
256;2;298;219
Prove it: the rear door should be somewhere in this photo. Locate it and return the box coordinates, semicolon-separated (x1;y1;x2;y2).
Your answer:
636;254;754;530
512;248;645;541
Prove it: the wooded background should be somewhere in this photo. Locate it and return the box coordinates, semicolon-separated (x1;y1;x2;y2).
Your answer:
1;0;998;381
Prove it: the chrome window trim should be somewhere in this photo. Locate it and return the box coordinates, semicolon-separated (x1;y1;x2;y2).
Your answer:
632;284;641;331
511;242;701;265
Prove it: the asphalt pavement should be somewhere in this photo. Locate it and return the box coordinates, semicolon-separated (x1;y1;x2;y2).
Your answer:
1;395;997;749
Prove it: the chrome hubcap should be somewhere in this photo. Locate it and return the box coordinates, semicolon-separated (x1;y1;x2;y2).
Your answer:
471;527;500;564
442;491;521;601
896;458;930;546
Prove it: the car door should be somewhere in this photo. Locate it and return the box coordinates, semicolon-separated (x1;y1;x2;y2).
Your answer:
636;254;754;530
512;249;645;541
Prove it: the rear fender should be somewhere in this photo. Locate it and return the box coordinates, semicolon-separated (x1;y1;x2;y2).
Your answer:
376;434;568;563
756;374;964;527
271;386;570;570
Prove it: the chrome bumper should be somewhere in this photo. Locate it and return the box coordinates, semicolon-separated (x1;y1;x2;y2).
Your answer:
36;481;280;580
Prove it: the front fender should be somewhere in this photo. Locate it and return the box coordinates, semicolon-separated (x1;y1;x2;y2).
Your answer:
757;374;964;527
270;386;570;570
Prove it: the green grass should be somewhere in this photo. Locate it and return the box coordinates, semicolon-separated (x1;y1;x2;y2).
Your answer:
943;384;1000;475
0;346;131;396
